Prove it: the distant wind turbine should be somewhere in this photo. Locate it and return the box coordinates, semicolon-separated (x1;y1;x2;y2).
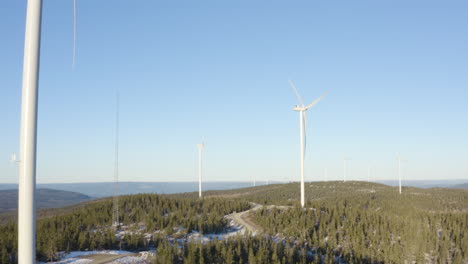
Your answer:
289;80;329;208
396;153;407;194
10;153;19;164
10;153;19;181
112;91;120;227
324;167;328;182
343;157;351;182
367;166;371;182
197;142;205;198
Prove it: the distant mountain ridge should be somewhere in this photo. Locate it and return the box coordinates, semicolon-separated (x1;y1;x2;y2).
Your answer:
1;180;467;198
0;182;262;198
0;188;92;214
451;182;468;190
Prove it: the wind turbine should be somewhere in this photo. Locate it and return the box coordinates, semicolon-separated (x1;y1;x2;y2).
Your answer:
112;91;120;227
17;1;43;263
289;80;329;208
197;142;205;198
343;157;351;182
10;153;20;164
324;167;328;182
9;153;20;180
396;153;407;194
367;166;371;182
17;1;77;262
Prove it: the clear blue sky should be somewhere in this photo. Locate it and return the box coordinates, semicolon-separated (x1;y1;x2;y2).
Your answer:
1;0;467;183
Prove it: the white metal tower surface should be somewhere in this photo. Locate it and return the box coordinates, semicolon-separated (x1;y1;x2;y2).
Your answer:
343;157;351;182
397;153;405;194
197;142;205;198
289;80;328;208
113;92;120;227
18;0;42;263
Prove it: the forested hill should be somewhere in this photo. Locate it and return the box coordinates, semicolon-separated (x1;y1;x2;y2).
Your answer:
0;188;92;214
451;182;468;190
172;181;468;212
0;193;251;263
170;182;467;263
0;182;466;263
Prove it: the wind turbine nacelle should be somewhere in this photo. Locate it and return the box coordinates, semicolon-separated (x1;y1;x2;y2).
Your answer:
293;106;305;111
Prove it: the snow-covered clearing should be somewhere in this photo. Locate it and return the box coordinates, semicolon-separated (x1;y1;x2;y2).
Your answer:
107;256;149;264
41;250;137;264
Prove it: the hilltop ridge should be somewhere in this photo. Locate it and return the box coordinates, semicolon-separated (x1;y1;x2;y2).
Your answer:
0;188;92;214
0;181;466;263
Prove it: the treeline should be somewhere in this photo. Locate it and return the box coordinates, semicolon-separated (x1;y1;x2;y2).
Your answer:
251;194;467;263
1;182;466;263
208;181;468;213
188;181;467;263
154;236;336;264
0;194;250;263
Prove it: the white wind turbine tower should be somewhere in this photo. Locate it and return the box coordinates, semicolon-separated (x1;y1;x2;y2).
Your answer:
10;153;20;182
367;166;371;182
9;152;20;179
112;91;120;227
343;157;351;182
17;1;77;262
289;80;329;208
10;153;20;165
17;1;42;263
197;142;205;198
396;153;406;194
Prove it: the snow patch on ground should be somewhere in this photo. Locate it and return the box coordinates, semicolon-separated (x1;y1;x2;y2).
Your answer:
40;250;134;264
186;219;244;243
65;250;133;259
108;256;149;264
40;258;93;264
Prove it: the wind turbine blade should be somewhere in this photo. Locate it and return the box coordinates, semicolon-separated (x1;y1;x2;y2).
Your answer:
201;137;206;148
288;80;304;106
305;91;329;109
303;111;307;158
73;0;77;69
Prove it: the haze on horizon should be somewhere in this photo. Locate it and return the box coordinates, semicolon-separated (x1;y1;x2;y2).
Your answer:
1;0;467;184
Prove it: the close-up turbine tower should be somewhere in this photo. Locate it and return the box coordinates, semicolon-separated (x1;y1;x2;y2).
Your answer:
197;142;205;198
18;0;42;263
289;80;328;208
16;1;76;262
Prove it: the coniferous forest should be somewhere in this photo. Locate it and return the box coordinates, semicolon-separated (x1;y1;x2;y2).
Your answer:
0;182;466;263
